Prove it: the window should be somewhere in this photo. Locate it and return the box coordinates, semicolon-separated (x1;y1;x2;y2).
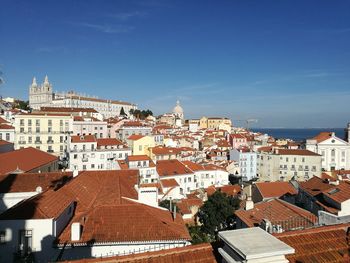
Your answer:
91;164;95;169
60;136;64;143
35;120;40;126
74;154;77;159
19;230;32;255
28;119;32;126
48;120;52;126
0;230;5;244
20;127;24;133
28;136;32;143
20;119;24;126
83;165;86;170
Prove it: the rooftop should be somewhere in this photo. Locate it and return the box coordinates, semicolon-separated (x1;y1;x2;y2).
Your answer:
0;147;58;175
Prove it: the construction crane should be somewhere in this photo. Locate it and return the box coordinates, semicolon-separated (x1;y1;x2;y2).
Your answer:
233;119;258;131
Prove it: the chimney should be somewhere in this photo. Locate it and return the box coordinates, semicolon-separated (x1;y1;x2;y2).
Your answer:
245;185;254;210
73;170;79;178
275;148;279;154
71;222;81;241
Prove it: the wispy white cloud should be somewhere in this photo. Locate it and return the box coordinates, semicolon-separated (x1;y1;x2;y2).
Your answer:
108;11;147;21
72;22;134;34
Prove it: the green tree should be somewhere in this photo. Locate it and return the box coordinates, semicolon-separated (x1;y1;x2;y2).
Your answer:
187;225;210;244
14;100;30;111
120;107;126;116
198;190;240;241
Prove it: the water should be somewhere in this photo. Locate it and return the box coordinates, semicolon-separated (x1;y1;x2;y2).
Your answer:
252;128;346;142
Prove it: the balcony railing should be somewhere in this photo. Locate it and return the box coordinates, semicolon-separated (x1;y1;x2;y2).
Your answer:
47;140;54;144
47;150;54;153
35;141;42;144
18;141;26;144
82;157;88;162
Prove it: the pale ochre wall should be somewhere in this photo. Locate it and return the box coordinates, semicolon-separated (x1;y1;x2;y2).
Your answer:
14;114;73;156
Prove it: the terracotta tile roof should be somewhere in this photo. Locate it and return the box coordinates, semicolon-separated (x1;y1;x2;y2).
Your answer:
254;181;297;199
0;123;14;129
18;112;71;117
127;155;151;162
182;161;204;171
311;131;333;143
177;197;203;215
0;139;12;146
160;178;179;188
71;135;96;143
0;147;58;175
127;134;144;141
323;181;350;205
123;121;145;127
275;223;350;263
299;176;335;197
257;146;273;152
151;146;181;155
0;171;72;193
157;160;193;177
73;116;84;121
0;170;138;220
206;185;241;197
76;203;190;244
97;138;125;147
229;134;246;139
40;107;98;113
0;117;8;124
278;149;321;156
1;169;190;245
62;243;216;263
235;198;317;230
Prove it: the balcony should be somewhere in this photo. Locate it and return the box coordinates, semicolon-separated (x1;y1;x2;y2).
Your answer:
35;140;42;144
47;140;54;144
82;157;88;162
47;149;54;153
18;141;26;144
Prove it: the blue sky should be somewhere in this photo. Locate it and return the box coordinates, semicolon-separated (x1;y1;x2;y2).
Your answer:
1;0;350;128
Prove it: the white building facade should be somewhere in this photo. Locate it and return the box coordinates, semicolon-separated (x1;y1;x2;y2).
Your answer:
306;132;350;171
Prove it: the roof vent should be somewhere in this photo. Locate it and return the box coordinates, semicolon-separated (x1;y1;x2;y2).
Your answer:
36;186;42;193
71;222;81;241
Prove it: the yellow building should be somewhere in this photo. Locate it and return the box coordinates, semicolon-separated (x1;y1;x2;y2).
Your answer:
199;116;232;130
14;113;73;157
127;135;155;155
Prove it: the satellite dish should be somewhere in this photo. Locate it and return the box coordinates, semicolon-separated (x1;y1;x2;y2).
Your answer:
36;186;43;193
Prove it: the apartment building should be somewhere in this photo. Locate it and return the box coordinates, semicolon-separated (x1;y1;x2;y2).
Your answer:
257;149;322;182
230;148;257;181
68;135;131;171
14;113;73;157
199;116;232;130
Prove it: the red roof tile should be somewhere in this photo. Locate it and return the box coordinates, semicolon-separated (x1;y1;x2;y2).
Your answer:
151;146;181;155
62;243;216;263
235;198;317;230
0;171;72;193
0;147;58;175
160;179;179;188
127;155;151;162
254;181;297;199
97;138;125;147
275;223;350;263
278;149;320;156
157;160;193;177
311;131;333;143
71;135;96;143
0;123;14;129
127;134;145;140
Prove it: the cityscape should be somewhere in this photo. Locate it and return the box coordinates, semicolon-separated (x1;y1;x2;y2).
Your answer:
1;1;350;263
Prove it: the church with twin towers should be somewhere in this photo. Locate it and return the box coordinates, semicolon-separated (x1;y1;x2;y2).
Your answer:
28;76;137;118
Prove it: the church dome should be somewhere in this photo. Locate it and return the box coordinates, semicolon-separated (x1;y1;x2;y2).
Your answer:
172;100;183;115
